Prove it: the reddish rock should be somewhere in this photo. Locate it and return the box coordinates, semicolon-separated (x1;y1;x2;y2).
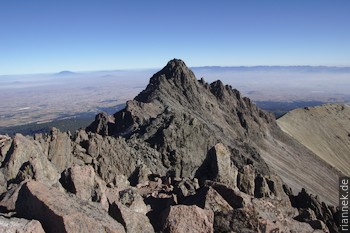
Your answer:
0;216;45;233
160;205;214;233
16;181;125;233
109;202;154;233
60;165;108;209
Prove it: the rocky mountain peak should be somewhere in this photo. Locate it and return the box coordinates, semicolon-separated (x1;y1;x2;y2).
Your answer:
135;59;198;103
157;59;195;81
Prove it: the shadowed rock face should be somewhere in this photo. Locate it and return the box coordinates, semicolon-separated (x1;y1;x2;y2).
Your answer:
0;59;342;232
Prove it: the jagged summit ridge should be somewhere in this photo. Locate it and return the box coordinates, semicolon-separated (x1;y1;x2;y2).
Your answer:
87;59;340;206
109;59;274;142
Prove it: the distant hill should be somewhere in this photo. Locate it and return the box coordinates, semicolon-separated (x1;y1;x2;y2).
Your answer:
277;103;350;175
55;70;77;76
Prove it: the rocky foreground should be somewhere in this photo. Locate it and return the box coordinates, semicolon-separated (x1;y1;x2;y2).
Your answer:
0;59;343;232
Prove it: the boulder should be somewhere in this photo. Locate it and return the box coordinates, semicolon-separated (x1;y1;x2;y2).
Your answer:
0;171;7;194
118;188;149;214
184;186;233;213
35;128;73;172
15;155;59;186
47;128;73;172
160;205;214;233
213;209;259;233
0;183;23;213
294;208;317;222
128;164;152;186
195;143;238;188
0;216;45;233
214;195;317;233
205;181;246;209
2;134;42;180
0;135;12;165
144;194;177;232
81;136;137;184
109;202;154;233
237;164;255;195
60;165;108;209
16;181;125;233
254;174;272;198
86;112;114;136
173;177;198;201
113;174;131;189
308;220;328;231
266;174;288;199
291;188;339;232
2;134;59;186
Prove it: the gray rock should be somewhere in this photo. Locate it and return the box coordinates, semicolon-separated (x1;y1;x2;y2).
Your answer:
0;135;12;165
195;143;238;188
294;208;317;222
0;183;23;213
144;194;177;232
237;164;255;195
204;181;245;209
118;188;149;215
291;188;339;232
86;112;115;136
2;134;59;186
60;165;108;209
0;171;7;194
308;220;328;230
184;186;233;213
35;128;73;172
129;164;152;186
254;174;272;198
213;209;259;233
173;177;198;201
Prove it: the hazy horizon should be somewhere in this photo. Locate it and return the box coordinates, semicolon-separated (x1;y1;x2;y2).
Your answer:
2;64;350;76
1;1;350;75
1;65;349;129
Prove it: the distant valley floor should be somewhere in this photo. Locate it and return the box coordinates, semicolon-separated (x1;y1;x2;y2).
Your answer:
0;100;341;136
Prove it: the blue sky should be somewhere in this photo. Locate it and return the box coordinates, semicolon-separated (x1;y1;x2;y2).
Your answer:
1;0;350;74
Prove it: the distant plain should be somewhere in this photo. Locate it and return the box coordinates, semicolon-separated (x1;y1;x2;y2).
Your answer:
1;66;349;135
